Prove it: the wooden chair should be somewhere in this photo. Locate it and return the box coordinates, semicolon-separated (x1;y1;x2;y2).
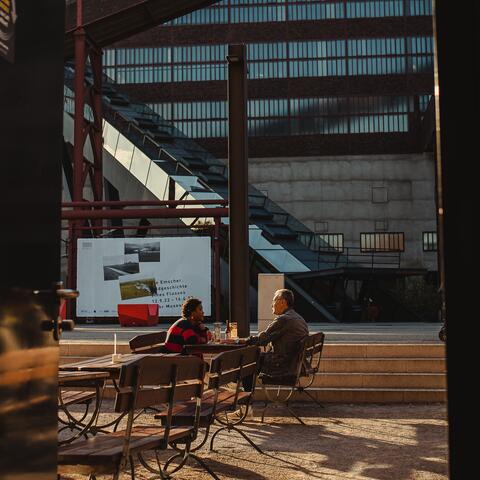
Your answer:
129;331;167;354
259;332;325;425
155;345;263;456
58;355;216;480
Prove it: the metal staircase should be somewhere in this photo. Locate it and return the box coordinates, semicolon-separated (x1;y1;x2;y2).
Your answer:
63;65;426;323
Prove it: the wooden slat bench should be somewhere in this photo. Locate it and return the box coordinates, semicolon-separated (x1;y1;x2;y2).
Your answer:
58;355;217;480
156;345;263;454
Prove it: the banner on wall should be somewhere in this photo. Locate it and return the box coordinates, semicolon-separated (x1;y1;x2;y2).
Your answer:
76;237;211;317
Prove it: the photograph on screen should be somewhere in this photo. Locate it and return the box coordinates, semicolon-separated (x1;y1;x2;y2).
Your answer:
124;241;160;262
102;254;140;281
119;277;157;300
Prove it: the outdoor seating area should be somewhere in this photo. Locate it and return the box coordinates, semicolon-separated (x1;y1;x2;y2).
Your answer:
56;331;449;479
1;0;465;476
57;335;321;478
58;399;448;480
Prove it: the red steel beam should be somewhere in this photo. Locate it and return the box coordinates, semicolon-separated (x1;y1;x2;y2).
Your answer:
62;208;228;220
63;200;228;207
60;224;218;231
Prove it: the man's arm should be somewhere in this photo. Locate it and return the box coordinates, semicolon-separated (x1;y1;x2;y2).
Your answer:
251;315;289;346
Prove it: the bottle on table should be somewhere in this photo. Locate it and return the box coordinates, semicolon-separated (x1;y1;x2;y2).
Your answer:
225;319;231;340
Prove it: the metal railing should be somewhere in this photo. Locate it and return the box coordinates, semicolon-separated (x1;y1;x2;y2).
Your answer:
315;246;401;270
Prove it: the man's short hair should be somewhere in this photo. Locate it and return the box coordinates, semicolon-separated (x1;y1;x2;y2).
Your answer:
275;289;294;307
181;297;202;318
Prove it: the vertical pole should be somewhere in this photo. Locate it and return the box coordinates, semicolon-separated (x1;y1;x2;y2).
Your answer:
431;3;446;333
90;45;104;203
227;44;250;337
89;44;104;236
214;217;221;322
71;0;85;321
73;0;85;203
433;1;479;478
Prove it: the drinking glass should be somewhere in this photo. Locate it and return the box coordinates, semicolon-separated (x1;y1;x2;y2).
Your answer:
213;322;222;342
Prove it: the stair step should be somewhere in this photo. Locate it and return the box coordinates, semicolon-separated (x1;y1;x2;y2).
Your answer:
180;158;210;171
198;172;227;184
262;224;298;240
249;207;274;220
322;344;446;359
106;96;130;107
309;372;446;389
319;357;446;373
254;387;447;403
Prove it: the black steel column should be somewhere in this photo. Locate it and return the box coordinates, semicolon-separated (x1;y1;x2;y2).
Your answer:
227;44;249;337
0;1;65;478
433;1;479;477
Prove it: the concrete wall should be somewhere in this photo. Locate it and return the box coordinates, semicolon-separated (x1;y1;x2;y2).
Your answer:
248;153;438;271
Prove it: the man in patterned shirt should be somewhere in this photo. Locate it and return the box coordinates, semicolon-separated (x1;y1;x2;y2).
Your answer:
164;297;211;354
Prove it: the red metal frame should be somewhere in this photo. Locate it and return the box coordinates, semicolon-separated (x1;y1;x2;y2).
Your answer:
73;0;103;204
69;0;105;320
68;3;229;323
62;201;227;323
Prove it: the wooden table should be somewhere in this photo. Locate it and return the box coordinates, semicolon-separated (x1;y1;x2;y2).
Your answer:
58;371;109;445
60;353;177;381
60;354;176;433
60;354;144;380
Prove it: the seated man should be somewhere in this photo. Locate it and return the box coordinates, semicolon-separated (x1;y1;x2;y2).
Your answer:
164;297;211;354
244;289;309;389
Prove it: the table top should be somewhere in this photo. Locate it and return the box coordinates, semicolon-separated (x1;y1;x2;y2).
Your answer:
59;353;149;377
60;353;181;375
58;370;110;386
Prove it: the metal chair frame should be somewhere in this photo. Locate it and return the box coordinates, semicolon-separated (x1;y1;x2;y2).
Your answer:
157;346;264;457
260;332;325;425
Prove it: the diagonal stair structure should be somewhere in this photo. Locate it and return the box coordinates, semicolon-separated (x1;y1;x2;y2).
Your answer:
62;0;430;323
63;66;339;322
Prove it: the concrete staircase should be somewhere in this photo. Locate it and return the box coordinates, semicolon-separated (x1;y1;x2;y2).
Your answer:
60;342;446;403
258;343;446;403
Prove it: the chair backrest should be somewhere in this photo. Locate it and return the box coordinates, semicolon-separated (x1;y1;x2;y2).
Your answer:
208;346;260;410
115;355;205;451
129;331;167;353
302;332;325;375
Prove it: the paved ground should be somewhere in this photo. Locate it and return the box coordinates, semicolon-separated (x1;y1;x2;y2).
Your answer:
61;323;443;344
59;402;448;480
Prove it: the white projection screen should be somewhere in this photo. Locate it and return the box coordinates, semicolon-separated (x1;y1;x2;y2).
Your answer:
76;237;211;317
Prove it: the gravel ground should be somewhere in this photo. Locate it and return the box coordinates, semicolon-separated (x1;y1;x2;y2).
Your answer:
59;402;448;480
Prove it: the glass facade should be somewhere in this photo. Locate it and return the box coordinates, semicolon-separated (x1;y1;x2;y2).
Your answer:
104;36;433;84
148;95;418;138
165;0;432;26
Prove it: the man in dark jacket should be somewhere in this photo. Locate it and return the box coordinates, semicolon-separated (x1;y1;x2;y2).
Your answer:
244;289;309;389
